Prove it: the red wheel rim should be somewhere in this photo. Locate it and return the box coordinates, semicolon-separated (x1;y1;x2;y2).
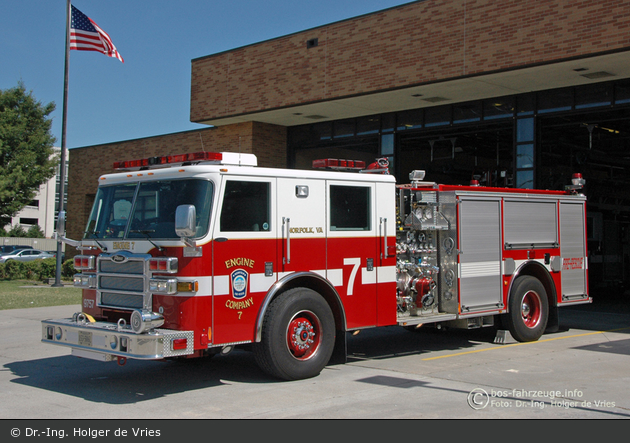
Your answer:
286;310;321;360
521;290;542;328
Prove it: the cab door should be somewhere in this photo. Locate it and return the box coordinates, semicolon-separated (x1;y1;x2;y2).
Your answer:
276;177;327;275
211;176;277;345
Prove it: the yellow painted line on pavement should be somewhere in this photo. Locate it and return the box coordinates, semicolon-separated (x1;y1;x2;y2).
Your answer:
421;326;630;361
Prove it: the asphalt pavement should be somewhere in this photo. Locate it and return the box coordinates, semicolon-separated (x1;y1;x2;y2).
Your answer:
0;291;629;421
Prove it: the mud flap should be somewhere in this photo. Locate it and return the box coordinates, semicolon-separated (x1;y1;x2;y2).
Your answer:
545;304;559;334
328;329;347;365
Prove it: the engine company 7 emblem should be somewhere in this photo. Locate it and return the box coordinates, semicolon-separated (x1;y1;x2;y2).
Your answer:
231;269;248;299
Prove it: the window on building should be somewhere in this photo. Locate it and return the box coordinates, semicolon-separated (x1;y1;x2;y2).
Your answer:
333;119;355;138
484;97;515;120
397;109;423;130
615;80;630;104
453;102;481;124
538;88;573;113
425;105;451;127
517;94;535;115
575;83;612;109
357;115;381;135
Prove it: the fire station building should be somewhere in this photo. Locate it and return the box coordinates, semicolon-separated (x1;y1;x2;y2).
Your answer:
68;0;630;290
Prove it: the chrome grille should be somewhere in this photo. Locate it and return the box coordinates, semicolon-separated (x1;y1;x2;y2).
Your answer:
99;275;144;292
99;260;144;274
97;252;151;311
100;292;143;309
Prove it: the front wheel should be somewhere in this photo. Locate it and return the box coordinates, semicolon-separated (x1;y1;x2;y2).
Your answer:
254;287;335;380
503;276;549;342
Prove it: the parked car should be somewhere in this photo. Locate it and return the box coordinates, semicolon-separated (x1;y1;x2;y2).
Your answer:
0;249;55;263
46;251;64;262
0;245;33;255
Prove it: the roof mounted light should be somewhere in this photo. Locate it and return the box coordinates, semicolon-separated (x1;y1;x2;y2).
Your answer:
565;173;586;192
113;151;257;171
312;158;366;171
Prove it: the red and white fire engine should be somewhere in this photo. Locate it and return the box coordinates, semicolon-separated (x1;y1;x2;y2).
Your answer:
43;151;590;380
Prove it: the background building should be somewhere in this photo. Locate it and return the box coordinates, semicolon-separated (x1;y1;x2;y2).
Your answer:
68;0;630;290
5;147;67;238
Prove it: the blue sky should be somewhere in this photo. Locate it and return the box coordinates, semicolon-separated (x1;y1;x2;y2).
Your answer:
1;0;414;149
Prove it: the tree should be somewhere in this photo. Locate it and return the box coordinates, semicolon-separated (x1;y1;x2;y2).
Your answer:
0;82;58;228
7;224;27;237
27;224;45;238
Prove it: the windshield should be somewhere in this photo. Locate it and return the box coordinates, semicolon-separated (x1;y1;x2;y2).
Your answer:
84;179;213;240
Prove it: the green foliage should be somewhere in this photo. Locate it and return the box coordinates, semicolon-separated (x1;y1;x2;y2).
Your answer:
62;258;78;278
26;224;45;238
36;258;57;279
0;82;58;227
7;224;27;237
3;260;23;279
0;258;76;281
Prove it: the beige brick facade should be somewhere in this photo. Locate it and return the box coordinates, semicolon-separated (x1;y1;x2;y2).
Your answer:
190;0;630;122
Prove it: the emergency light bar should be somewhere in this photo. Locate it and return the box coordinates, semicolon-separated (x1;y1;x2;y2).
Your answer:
113;151;257;170
312;158;366;170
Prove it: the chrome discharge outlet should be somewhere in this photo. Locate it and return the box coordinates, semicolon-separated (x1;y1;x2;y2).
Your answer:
130;310;165;333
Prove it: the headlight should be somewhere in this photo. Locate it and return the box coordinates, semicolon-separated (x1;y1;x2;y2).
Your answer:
149;278;178;294
73;273;96;288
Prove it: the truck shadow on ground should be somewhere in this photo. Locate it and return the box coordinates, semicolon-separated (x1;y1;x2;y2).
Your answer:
345;324;499;362
5;350;275;405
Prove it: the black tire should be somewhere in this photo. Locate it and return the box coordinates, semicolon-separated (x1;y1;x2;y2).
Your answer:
503;276;549;342
254;287;335;381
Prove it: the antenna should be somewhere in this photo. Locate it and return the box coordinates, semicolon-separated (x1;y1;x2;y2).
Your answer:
199;133;205;152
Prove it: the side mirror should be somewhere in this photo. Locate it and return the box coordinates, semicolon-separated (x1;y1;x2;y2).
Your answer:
56;211;66;235
175;205;196;238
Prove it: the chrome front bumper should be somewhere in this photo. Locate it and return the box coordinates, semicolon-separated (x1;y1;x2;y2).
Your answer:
41;315;194;361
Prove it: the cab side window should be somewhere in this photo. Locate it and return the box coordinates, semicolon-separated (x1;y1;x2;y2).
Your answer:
220;181;271;232
330;185;371;231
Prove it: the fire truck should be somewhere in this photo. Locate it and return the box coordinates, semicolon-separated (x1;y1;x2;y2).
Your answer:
42;151;590;380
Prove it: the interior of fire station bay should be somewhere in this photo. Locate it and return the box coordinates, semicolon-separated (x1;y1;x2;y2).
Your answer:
67;0;630;296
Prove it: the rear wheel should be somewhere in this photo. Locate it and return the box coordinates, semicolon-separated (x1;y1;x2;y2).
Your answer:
503;276;549;342
254;287;335;380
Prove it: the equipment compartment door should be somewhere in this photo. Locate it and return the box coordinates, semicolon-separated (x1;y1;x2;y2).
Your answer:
560;202;588;299
458;197;503;312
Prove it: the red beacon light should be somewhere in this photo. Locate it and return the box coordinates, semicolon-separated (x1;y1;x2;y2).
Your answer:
113;151;257;171
365;158;390;174
565;173;586;192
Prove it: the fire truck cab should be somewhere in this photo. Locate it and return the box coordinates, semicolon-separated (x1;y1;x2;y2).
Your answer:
43;152;590;380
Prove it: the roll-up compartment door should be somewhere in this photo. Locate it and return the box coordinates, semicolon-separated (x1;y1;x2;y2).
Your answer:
560;202;588;299
458;197;502;312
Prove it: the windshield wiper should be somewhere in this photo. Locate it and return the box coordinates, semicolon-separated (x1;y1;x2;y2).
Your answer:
84;231;107;251
129;230;164;252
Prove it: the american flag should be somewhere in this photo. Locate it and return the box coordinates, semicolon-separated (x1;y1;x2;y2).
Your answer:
70;5;124;63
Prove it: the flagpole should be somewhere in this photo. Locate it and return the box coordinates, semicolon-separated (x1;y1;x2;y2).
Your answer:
52;0;71;287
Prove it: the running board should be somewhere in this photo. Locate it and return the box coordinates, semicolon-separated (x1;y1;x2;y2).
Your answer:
397;313;457;327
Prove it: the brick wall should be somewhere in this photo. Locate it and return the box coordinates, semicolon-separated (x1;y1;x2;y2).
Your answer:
190;0;630;122
66;123;286;256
